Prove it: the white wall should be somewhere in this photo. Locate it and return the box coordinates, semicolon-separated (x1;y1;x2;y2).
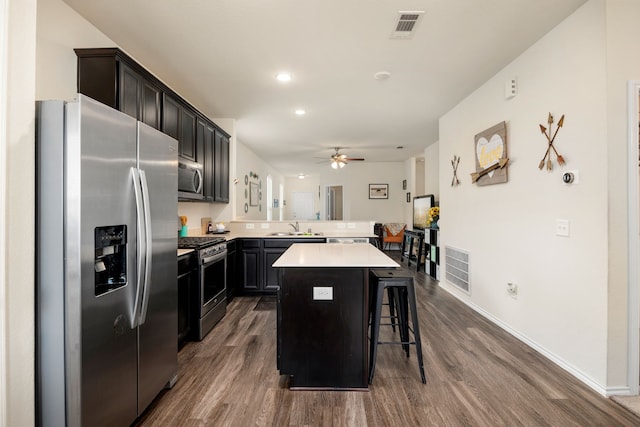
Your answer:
235;140;284;220
5;0;36;424
424;142;439;198
603;0;640;388
439;0;612;392
316;161;405;224
35;0;114;100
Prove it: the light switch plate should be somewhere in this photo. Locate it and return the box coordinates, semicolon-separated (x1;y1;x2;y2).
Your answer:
313;287;333;300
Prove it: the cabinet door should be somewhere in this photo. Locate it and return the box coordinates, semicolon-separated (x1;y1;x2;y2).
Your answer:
162;94;180;141
241;249;260;292
141;81;161;130
200;119;215;200
118;62;141;121
264;248;286;291
180;107;197;162
214;130;230;202
226;245;237;302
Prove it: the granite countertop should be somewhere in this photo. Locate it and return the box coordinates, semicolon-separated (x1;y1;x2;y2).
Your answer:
177;248;194;257
272;243;398;268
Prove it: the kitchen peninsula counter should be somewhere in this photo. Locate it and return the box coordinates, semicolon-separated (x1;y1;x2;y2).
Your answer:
274;243;398;389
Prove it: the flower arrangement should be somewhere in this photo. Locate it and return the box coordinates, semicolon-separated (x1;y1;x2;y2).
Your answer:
427;206;440;228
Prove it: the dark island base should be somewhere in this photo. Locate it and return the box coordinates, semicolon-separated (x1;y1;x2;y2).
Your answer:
277;267;369;389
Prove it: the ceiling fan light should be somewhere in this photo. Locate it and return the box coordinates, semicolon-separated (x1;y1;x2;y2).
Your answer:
331;161;338;169
339;161;346;168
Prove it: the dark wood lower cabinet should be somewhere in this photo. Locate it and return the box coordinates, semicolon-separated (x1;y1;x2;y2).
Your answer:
177;252;197;348
278;267;368;389
239;238;325;295
225;240;238;302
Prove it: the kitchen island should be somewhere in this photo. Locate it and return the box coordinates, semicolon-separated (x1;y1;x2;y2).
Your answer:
273;243;398;389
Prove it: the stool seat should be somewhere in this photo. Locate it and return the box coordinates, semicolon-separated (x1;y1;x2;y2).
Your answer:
369;269;426;384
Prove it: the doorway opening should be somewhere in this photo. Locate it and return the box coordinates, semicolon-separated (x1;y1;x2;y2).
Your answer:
326;185;343;220
291;192;314;220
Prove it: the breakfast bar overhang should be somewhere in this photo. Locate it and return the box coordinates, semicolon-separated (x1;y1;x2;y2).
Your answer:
273;243;399;389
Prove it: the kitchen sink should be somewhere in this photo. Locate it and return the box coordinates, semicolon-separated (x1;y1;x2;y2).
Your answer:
267;232;324;236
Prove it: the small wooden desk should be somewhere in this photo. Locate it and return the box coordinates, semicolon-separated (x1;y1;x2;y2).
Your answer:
401;229;425;272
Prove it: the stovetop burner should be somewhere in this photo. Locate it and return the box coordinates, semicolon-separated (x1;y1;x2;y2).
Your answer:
178;236;226;249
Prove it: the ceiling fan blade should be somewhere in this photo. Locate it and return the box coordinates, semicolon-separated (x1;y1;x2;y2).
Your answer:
345;158;365;161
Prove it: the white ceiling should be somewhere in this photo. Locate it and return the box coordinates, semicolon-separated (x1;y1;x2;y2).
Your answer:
62;0;586;177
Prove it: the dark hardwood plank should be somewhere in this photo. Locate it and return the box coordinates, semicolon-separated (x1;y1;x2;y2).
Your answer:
135;251;640;426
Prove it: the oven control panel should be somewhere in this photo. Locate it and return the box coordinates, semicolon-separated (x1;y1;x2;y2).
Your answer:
200;242;227;260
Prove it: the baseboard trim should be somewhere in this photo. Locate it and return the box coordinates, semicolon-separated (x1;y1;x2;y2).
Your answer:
438;283;612;397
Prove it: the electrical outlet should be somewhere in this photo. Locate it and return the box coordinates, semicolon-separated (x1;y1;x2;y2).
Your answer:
347;223;356;229
507;282;518;299
556;219;569;237
313;287;333;300
261;223;270;229
246;223;255;229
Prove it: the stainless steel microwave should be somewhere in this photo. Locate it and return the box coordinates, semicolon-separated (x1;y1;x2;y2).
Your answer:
178;159;203;200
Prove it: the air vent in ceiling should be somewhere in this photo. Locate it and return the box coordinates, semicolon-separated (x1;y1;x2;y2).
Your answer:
390;11;424;39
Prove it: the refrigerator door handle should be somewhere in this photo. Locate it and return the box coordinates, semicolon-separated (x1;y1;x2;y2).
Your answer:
130;167;146;329
138;169;153;325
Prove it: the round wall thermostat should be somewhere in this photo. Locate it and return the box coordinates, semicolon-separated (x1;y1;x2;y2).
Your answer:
562;172;574;184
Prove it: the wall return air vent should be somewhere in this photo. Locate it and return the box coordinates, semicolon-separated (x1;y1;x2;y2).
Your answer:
390;11;425;39
445;246;470;294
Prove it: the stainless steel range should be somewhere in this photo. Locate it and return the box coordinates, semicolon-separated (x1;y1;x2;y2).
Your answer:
178;236;227;340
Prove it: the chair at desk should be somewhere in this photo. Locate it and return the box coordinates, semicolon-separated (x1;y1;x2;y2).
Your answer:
383;224;405;250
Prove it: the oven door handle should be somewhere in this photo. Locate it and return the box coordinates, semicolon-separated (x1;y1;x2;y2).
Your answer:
130;167;146;329
201;250;227;265
138;169;153;326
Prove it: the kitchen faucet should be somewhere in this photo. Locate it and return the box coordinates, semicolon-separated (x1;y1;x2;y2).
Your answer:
289;221;299;232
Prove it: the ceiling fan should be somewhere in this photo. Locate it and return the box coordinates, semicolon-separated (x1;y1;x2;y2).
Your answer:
329;147;365;169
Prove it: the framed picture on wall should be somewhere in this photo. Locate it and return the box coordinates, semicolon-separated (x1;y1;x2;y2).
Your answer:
369;184;388;199
249;182;259;206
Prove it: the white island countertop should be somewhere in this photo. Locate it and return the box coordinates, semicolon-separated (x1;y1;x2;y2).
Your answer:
273;243;399;268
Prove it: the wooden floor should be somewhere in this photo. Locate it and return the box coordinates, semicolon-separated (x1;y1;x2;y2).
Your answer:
136;252;640;426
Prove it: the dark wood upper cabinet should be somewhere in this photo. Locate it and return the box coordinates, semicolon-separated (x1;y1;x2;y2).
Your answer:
162;93;180;140
214;130;230;203
200;118;216;200
76;48;161;130
141;80;161;129
75;47;230;203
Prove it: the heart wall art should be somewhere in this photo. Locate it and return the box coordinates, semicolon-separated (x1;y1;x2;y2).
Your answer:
472;121;509;186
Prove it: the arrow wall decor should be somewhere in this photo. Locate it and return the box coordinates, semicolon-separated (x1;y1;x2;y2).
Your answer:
538;113;566;170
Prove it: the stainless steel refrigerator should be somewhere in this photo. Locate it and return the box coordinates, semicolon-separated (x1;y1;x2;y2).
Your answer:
36;95;178;427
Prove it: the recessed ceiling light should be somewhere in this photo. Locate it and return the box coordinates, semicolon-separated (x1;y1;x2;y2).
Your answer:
295;109;306;116
374;71;391;80
298;173;305;179
276;72;292;82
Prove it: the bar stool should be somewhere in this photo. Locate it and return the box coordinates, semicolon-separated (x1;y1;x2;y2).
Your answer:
368;269;426;384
